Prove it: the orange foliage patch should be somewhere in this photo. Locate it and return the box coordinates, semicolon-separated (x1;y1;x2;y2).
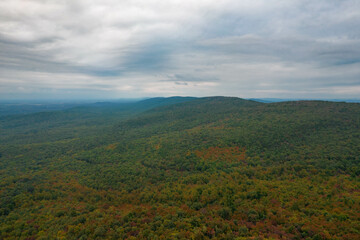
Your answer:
195;146;246;163
105;144;117;150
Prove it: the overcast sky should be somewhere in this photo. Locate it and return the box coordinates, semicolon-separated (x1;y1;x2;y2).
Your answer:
1;0;360;100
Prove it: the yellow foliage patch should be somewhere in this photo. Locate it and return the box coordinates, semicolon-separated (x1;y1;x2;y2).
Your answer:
195;146;246;163
105;144;117;150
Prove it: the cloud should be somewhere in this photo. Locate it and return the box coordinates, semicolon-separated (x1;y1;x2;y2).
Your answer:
161;74;218;83
0;0;359;99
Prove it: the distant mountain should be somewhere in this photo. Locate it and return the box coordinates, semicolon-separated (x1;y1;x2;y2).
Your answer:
3;96;357;117
249;98;360;103
0;102;81;116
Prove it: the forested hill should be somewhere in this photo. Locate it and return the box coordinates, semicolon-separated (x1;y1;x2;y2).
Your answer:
0;97;359;239
0;96;196;145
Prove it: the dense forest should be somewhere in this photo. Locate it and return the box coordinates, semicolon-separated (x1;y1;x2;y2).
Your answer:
0;97;359;239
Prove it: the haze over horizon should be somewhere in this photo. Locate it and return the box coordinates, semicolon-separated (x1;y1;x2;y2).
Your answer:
1;0;360;100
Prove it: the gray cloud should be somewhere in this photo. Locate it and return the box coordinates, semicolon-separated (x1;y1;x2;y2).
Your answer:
162;74;219;83
0;0;359;99
199;35;360;67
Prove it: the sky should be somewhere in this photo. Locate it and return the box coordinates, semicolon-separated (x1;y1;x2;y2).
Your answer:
0;0;360;100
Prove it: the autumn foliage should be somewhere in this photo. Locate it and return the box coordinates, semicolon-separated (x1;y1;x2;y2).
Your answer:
0;97;359;239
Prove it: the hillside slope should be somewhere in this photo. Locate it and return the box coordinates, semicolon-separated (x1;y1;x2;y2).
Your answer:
0;97;359;239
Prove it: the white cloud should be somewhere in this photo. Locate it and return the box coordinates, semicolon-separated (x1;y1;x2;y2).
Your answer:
0;0;359;99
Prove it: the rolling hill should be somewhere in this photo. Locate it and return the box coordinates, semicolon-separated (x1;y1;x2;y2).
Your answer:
0;97;359;239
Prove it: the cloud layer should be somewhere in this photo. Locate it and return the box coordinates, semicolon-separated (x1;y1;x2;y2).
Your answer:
1;0;360;99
